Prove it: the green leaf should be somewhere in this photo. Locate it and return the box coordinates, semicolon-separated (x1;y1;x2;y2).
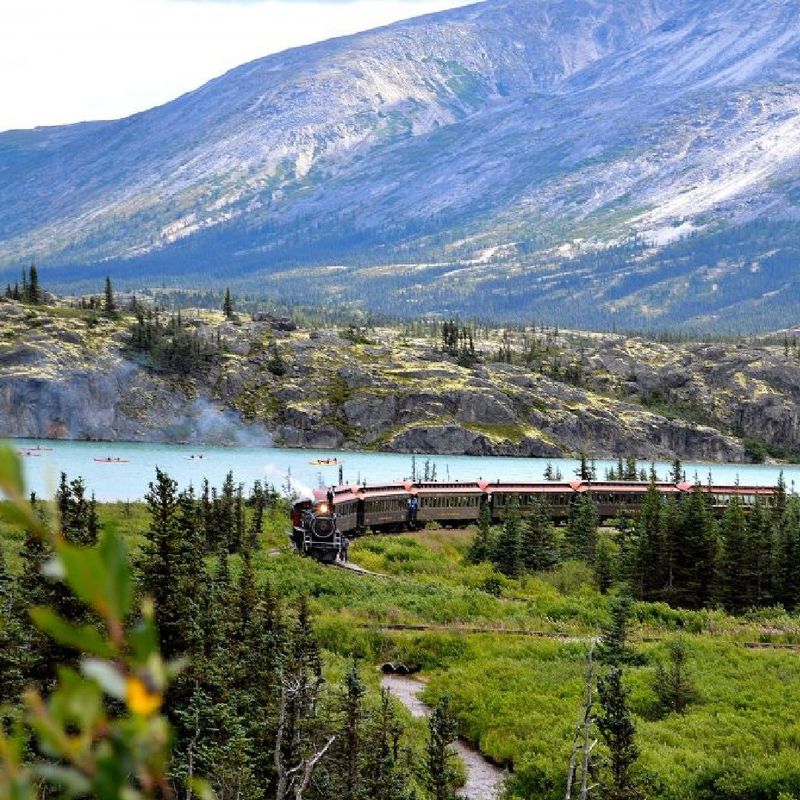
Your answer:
0;442;24;497
32;764;92;797
128;616;159;662
98;528;133;619
56;544;107;615
0;500;39;532
81;658;126;701
30;608;114;659
57;531;133;624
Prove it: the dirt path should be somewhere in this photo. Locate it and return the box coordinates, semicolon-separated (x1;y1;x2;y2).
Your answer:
381;674;505;800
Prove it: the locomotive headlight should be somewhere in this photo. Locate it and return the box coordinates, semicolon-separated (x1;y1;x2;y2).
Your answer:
318;503;329;515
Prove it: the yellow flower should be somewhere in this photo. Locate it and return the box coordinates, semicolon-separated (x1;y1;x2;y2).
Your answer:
125;676;162;717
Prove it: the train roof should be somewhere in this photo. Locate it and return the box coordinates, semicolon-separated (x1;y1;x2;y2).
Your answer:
687;484;777;495
486;482;576;494
412;481;485;495
294;480;782;511
583;482;683;494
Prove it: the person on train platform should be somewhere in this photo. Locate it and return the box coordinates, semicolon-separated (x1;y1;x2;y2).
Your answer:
407;496;419;527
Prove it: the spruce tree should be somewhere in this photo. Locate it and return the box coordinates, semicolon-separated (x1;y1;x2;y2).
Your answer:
565;494;599;562
597;590;641;666
103;275;116;315
717;495;751;613
521;497;560;571
223;287;234;319
631;482;665;599
671;485;717;608
653;639;697;716
363;689;405;800
493;497;523;577
776;499;800;610
748;495;775;605
426;695;459;800
467;502;493;564
28;264;41;304
139;469;205;661
595;539;615;594
335;659;366;800
596;668;642;800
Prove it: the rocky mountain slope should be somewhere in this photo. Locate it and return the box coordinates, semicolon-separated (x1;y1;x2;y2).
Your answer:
4;297;800;463
3;0;800;330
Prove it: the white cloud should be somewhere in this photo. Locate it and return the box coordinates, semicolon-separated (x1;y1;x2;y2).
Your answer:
0;0;475;132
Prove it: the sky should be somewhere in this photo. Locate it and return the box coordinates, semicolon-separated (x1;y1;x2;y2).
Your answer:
0;0;476;133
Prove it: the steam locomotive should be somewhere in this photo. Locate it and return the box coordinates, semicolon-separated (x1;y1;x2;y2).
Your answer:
290;495;344;564
291;479;779;563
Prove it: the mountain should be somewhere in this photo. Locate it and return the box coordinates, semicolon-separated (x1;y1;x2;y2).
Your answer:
3;0;800;331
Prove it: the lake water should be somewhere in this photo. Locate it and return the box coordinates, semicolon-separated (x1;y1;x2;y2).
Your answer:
7;439;800;502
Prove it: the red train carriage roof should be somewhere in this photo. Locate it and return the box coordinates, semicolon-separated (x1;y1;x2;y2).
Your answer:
699;485;777;495
487;482;577;494
413;482;485;495
585;482;683;494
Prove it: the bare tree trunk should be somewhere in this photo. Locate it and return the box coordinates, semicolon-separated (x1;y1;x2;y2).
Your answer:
275;681;290;800
274;672;336;800
566;644;598;800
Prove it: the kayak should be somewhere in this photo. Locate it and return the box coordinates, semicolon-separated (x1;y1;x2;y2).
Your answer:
93;458;129;464
309;458;341;466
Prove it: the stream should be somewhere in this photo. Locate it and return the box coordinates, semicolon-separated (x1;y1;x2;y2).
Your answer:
381;674;505;800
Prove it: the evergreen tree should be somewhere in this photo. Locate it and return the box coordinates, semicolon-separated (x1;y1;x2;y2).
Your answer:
748;495;775;605
139;470;206;661
223;287;234;319
493;497;523;577
103;275;116;315
576;453;591;481
467;502;493;564
776;499;800;610
363;689;405;800
630;482;665;600
246;480;266;553
27;264;41;304
653;639;697;716
267;341;287;376
717;495;752;613
596;668;642;800
521;497;560;572
595;538;615;594
426;695;459;800
597;590;641;666
334;659;366;800
670;485;717;608
565;494;599;562
669;457;684;484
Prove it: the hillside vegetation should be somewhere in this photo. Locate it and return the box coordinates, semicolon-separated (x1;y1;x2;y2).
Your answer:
4;457;800;800
4;294;800;462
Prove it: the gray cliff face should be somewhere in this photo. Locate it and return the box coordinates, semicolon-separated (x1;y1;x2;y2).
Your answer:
5;301;800;463
4;0;800;328
0;304;270;445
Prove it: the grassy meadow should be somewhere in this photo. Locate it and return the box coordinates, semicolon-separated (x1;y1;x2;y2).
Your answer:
3;502;800;799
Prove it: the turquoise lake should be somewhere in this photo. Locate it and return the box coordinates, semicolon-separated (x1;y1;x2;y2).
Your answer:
6;439;800;501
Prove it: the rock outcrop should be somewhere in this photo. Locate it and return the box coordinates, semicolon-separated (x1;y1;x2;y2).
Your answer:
3;301;798;463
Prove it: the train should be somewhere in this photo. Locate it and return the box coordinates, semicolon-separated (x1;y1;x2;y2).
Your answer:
290;479;780;562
